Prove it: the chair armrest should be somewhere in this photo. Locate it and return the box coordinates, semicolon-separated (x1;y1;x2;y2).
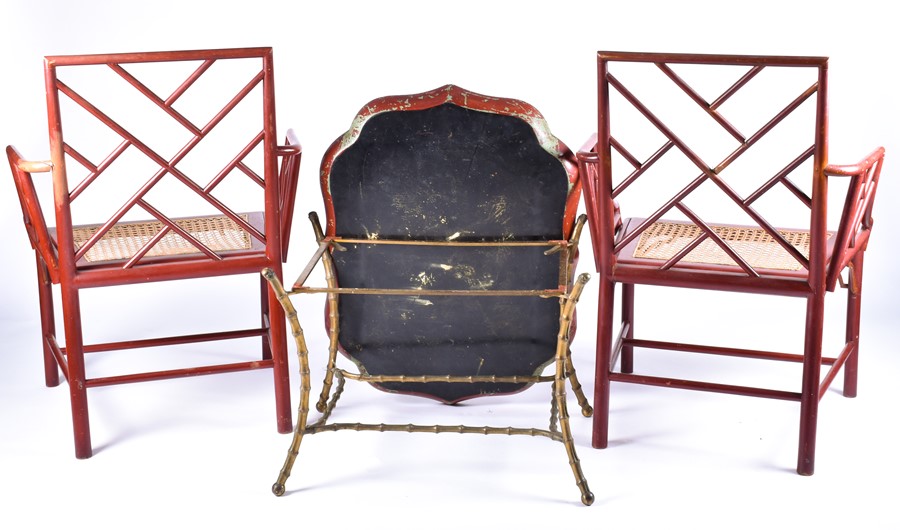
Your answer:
6;145;59;279
825;146;885;291
277;128;302;157
579;133;598;154
825;147;884;177
825;147;885;177
277;128;303;259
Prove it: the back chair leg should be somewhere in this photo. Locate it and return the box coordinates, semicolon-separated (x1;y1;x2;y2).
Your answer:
592;277;615;449
797;292;826;476
621;283;635;374
260;275;273;361
36;255;59;388
843;252;864;398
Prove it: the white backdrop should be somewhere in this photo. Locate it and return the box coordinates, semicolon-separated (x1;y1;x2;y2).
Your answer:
1;1;896;528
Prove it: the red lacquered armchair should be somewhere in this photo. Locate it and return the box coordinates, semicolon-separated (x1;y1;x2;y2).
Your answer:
577;51;884;474
7;47;301;458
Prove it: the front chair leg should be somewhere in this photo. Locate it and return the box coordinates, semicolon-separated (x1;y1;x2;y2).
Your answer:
843;253;864;398
36;254;59;387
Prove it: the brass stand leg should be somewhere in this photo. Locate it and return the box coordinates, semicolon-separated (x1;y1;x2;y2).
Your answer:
317;252;340;412
309;212;340;412
263;269;312;496
556;273;593;506
565;351;593;417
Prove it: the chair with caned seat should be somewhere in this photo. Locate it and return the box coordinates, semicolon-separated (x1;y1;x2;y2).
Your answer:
577;51;885;475
7;47;302;458
263;84;595;504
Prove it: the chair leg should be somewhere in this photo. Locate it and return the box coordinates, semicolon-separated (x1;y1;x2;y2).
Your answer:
260;275;272;361
621;283;635;374
60;285;92;459
843;252;864;398
36;254;59;387
797;291;825;475
592;277;615;449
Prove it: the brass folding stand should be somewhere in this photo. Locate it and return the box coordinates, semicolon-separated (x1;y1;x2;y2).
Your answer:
264;85;595;504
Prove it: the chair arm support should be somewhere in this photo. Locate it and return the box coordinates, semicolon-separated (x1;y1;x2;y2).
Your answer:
825;146;885;291
6;145;59;279
277;128;303;259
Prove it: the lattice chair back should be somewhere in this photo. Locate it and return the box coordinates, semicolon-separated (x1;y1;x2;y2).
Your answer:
44;48;295;276
585;54;840;287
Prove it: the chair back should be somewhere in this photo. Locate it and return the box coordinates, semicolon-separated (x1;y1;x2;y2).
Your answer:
587;52;834;288
42;48;297;278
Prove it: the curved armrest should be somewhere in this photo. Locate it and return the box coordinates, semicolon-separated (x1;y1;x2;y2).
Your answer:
277;128;302;157
6;145;59;279
579;133;598;154
277;128;303;259
825;146;885;291
576;150;623;271
825;147;885;177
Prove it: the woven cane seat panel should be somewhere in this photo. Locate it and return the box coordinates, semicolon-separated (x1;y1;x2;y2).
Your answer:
70;214;256;263
629;220;832;271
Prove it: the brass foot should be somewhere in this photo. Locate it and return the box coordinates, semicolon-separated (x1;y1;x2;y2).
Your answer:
581;491;595;506
272;482;286;496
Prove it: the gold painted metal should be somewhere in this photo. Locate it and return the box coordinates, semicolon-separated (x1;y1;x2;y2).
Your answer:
265;213;595;505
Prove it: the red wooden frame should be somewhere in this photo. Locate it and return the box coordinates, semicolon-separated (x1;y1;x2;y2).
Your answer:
7;47;302;458
577;51;885;475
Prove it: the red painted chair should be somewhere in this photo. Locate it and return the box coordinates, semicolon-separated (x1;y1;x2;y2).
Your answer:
577;51;884;474
7;47;301;458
